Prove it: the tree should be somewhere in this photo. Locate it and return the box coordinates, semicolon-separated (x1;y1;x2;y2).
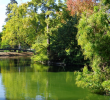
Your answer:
66;0;95;16
2;0;66;57
2;0;88;67
28;0;67;62
36;0;65;59
5;0;18;22
2;3;31;49
75;3;110;95
49;13;87;68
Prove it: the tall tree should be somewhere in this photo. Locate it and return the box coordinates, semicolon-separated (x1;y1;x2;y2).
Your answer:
66;0;95;16
50;13;87;67
75;3;110;95
35;0;62;58
5;0;18;22
2;3;29;49
28;0;67;62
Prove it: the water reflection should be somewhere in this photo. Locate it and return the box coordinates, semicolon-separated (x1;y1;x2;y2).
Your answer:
2;72;49;99
31;63;49;72
0;56;31;73
0;57;49;100
0;74;5;100
0;57;110;100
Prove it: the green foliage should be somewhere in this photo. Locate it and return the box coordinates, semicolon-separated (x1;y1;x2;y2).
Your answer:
94;6;99;12
2;0;87;67
0;32;3;45
101;0;110;5
50;14;86;66
5;0;18;22
31;35;49;62
29;0;68;62
2;3;34;48
75;5;110;94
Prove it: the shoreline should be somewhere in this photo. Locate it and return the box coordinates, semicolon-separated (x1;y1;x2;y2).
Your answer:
0;52;33;56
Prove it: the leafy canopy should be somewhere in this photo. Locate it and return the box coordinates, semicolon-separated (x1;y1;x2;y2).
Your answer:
66;0;95;16
75;4;110;94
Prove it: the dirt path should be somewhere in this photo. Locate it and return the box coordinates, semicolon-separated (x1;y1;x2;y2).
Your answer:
0;52;33;56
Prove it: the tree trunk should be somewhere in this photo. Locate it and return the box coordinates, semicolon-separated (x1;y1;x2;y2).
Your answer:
47;12;50;58
47;36;50;56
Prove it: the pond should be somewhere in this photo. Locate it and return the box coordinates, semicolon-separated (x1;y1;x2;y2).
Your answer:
0;56;110;100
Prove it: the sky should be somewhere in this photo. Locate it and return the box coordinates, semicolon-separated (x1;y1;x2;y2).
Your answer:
0;0;31;32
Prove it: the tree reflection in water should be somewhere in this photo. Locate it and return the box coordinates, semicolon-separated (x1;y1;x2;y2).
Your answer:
0;57;110;100
0;57;50;100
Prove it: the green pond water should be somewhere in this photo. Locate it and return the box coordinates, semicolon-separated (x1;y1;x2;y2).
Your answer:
0;56;110;100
